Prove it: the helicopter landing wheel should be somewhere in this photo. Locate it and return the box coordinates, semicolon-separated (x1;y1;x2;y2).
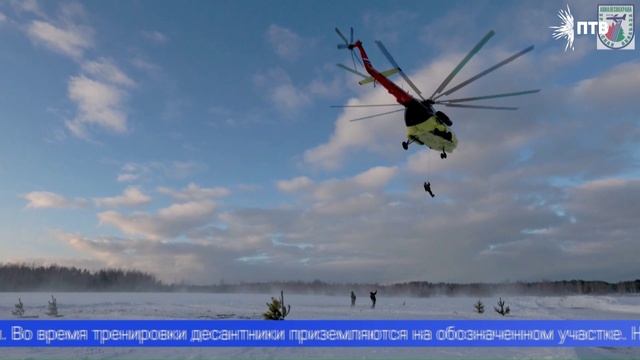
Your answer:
403;137;415;150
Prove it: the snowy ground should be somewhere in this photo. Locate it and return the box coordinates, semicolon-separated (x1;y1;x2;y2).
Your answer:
2;292;640;359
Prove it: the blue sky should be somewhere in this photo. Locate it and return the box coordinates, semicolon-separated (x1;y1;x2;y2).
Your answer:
0;0;639;284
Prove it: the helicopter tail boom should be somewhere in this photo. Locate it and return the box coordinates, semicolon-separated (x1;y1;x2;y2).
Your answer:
358;67;400;85
351;41;414;105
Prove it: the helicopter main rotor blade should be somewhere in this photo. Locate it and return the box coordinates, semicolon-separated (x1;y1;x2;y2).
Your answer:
335;27;349;45
375;40;425;100
441;103;518;110
331;104;402;108
433;45;535;101
436;89;540;103
348;109;404;122
351;51;358;71
354;49;364;67
430;30;495;100
336;63;368;78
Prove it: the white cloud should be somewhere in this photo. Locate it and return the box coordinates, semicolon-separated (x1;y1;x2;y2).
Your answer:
94;187;151;208
254;68;310;115
277;166;398;218
18;3;134;140
170;161;205;179
116;162;152;183
236;183;261;192
266;24;302;60
277;176;313;193
66;59;135;139
571;61;640;111
311;166;397;202
117;173;139;182
352;166;398;188
66;75;128;138
81;58;135;87
306;74;344;98
141;30;168;45
26;20;92;59
157;201;214;220
11;0;46;18
23;191;86;209
0;12;7;22
272;82;311;112
158;183;230;201
253;63;346;117
130;57;161;73
115;161;206;183
56;231;243;283
51;169;640;284
58;2;88;22
98;200;216;240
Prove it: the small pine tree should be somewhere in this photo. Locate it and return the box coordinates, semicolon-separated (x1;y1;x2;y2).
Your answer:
494;297;510;316
263;290;291;320
46;295;58;317
474;300;485;314
11;298;25;317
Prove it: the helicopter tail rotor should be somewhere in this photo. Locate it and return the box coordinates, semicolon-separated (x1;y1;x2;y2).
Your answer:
335;27;364;72
335;27;351;49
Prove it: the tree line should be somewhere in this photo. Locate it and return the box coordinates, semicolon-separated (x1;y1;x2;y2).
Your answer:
2;263;640;296
184;279;640;296
0;263;165;291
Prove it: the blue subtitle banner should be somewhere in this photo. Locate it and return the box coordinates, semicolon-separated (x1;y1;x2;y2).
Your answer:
1;320;640;347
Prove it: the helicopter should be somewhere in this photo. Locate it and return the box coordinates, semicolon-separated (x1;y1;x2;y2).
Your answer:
333;28;539;193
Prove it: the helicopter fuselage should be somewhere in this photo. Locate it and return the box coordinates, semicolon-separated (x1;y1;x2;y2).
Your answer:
406;115;458;153
403;99;457;152
352;41;457;153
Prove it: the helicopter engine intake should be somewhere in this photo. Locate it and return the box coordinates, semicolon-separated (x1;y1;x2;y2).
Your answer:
404;99;434;127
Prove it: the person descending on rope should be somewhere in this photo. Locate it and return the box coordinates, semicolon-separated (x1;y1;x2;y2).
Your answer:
424;182;435;197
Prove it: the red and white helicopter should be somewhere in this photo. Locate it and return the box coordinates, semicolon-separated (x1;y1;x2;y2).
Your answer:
333;28;539;196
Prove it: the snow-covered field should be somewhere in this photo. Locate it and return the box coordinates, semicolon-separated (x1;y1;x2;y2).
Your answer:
2;292;640;359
